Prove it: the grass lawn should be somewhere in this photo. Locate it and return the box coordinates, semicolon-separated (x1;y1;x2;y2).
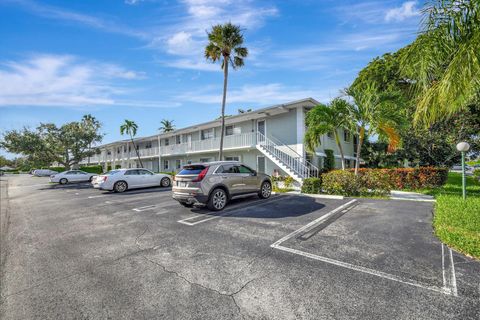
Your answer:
427;173;480;259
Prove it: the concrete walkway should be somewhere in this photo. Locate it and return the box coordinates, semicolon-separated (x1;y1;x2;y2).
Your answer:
390;190;435;202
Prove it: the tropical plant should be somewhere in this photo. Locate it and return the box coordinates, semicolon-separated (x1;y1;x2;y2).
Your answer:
304;98;353;170
81;114;102;165
159;119;175;133
345;84;405;175
205;22;248;160
238;108;252;114
401;0;480;124
120;120;143;168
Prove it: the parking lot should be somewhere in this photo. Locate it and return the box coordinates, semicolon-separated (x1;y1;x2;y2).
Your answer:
1;174;479;319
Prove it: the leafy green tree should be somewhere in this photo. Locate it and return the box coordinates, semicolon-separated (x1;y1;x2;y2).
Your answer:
158;119;175;133
305;98;353;170
1;120;103;169
120;120;143;168
401;0;480;124
345;84;405;174
205;22;248;160
81;114;102;165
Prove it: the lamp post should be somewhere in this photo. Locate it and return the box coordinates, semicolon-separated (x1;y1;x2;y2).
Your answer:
456;142;470;200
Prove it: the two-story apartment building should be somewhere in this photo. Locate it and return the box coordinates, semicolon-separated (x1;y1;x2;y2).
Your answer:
81;98;357;184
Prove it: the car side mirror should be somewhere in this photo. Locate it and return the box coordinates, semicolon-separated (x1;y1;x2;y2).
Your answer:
251;171;257;176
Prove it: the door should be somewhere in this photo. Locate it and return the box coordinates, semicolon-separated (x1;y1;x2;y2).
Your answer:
257;120;266;142
217;164;244;195
138;169;157;186
238;165;258;193
257;156;266;174
124;169;140;188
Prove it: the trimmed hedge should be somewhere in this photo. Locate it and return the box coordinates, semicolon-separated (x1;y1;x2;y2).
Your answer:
301;177;322;194
354;167;448;190
320;167;449;196
79;165;104;174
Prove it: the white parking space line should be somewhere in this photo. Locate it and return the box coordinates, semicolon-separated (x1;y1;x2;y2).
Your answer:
88;195;108;199
270;199;457;296
177;196;286;226
132;205;157;212
271;200;357;247
442;244;458;296
9;183;53;189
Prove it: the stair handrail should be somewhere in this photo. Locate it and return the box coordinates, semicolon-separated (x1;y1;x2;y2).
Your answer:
256;132;319;179
267;134;320;174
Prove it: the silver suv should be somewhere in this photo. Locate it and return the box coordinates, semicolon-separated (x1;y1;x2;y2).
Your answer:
172;161;272;211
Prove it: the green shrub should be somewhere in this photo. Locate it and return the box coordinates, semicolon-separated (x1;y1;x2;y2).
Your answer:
301;177;322;194
322;170;361;196
359;169;391;196
473;169;480;179
48;167;66;173
284;176;294;189
79;165;104;174
324;149;335;171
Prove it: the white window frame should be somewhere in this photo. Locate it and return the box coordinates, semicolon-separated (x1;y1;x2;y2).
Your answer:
176;135;181;144
225;125;234;136
176;159;182;169
344;130;351;143
201;128;214;140
163;160;169;170
225;156;240;161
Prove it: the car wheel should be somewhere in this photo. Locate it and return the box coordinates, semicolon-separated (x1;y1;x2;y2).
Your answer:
59;178;68;185
89;176;93;182
160;177;171;187
207;188;228;211
114;181;128;193
179;202;194;208
258;181;272;199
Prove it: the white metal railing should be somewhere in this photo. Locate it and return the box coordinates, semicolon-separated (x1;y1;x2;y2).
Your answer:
159;132;255;155
256;132;319;179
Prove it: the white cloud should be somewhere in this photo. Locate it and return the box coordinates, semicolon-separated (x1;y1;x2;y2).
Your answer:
0;54;149;107
158;0;278;71
179;83;315;105
385;1;420;22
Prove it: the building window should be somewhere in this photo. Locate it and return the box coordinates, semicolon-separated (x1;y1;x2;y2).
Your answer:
145;142;152;149
225;125;234;136
344;130;351;142
327;132;334;139
176;135;181;144
164;138;169;146
201;128;214;140
200;158;212;163
176;159;181;169
107;151;111;155
225;156;240;161
163;160;169;170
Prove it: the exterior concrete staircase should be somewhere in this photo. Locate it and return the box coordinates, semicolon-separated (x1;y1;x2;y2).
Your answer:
255;132;319;184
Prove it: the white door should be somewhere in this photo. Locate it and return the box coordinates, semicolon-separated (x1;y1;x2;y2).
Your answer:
124;169;141;188
139;169;157;186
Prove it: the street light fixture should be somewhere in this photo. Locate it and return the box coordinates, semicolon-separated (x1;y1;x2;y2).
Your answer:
456;142;470;200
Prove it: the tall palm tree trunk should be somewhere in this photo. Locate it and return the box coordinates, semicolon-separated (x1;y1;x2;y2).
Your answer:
218;57;229;161
354;127;364;175
334;132;345;170
131;135;144;168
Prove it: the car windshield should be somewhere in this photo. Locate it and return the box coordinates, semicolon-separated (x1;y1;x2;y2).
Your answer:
178;165;206;175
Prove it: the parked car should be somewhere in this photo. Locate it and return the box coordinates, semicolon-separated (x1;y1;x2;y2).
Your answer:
451;164;473;171
172;161;272;211
50;170;97;184
33;169;58;177
92;168;171;192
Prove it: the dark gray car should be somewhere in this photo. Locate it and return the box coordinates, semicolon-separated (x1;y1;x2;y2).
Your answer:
172;161;272;211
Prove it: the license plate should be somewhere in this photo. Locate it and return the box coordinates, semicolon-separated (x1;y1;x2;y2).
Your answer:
178;182;188;187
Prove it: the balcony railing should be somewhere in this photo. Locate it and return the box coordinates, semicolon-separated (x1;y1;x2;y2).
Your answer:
160;132;255;156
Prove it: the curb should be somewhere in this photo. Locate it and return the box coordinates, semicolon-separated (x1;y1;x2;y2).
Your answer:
271;191;344;200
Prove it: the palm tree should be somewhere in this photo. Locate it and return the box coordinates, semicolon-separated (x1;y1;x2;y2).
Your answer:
238;108;252;114
159;119;175;133
304;98;353;170
120;120;143;168
345;84;405;175
401;0;480;124
81;114;101;165
205;22;248;160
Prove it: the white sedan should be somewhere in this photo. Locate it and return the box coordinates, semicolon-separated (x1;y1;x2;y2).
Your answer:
92;168;171;192
50;170;97;184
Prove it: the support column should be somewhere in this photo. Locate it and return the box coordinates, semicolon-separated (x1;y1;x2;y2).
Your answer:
157;135;162;173
112;147;116;170
103;149;108;173
296;106;305;158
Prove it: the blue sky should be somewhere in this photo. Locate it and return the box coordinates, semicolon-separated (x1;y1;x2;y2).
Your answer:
0;0;422;158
